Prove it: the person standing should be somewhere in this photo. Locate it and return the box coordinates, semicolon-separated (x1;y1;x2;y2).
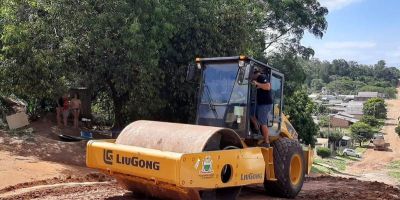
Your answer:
251;70;273;147
56;96;64;126
70;93;82;128
62;94;70;127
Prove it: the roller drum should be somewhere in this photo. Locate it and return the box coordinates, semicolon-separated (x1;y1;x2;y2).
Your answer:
115;120;243;200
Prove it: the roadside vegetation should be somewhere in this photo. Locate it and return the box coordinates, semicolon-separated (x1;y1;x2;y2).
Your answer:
313;156;358;175
303;59;399;98
387;160;400;182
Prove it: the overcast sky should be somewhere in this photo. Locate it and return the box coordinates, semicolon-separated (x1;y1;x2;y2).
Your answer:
301;0;400;67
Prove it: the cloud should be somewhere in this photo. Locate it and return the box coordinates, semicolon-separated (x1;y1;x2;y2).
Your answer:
319;0;363;11
324;41;376;49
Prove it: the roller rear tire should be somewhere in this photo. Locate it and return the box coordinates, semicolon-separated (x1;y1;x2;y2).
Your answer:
264;138;305;198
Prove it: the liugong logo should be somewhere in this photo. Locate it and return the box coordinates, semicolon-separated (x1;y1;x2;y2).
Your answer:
103;149;113;165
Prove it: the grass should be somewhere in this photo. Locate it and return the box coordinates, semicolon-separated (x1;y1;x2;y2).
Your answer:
313;155;360;175
387;160;400;181
355;145;368;154
311;165;330;174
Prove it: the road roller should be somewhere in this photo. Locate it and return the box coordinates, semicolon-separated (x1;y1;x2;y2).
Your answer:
86;56;314;199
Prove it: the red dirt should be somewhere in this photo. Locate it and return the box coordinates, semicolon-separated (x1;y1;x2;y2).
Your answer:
1;176;399;200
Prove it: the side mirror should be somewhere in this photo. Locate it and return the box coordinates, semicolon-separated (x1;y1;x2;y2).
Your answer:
186;64;196;81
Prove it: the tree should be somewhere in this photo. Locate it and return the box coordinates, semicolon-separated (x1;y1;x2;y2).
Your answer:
327;129;344;151
363;98;387;119
1;0;329;128
318;115;329;127
284;90;319;146
262;0;328;58
360;115;384;127
350;122;374;146
310;79;325;92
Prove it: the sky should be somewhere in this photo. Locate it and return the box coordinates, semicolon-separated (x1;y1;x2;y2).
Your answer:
301;0;400;67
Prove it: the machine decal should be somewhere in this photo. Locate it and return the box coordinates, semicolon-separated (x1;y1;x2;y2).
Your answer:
194;158;200;169
199;156;214;178
103;149;113;165
116;154;160;170
240;173;263;180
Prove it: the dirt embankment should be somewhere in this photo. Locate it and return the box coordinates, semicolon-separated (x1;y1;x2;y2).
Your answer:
0;114;96;189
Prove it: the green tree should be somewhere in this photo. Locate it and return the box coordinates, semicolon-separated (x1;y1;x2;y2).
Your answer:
1;0;329;128
318;115;329;127
327;129;344;150
360;115;384;127
363;98;387;119
284;90;319;146
310;79;325;92
350;122;374;146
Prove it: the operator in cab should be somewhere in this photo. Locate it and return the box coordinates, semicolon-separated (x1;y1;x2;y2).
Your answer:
251;69;273;147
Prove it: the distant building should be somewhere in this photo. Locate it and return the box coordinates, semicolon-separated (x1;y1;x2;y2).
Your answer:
339;136;352;148
328;99;343;105
345;101;364;119
330;112;359;128
321;95;336;102
316;138;329;148
354;92;384;101
327;106;346;114
338;95;355;102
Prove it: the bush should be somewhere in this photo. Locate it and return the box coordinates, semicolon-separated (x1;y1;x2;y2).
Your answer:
396;125;400;136
317;147;331;158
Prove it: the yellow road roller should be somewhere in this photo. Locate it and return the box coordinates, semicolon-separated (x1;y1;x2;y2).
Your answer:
86;56;314;199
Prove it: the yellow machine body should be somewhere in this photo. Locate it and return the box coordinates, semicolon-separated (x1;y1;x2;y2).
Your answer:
86;140;271;188
86;120;313;199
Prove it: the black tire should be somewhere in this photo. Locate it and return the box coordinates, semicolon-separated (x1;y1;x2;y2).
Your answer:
343;153;347;156
264;138;305;198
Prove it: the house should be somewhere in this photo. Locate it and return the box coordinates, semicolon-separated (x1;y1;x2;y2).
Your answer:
316;138;329;148
320;95;336;102
330;112;359;128
327;106;346;114
354;92;384;101
338;95;355;102
345;101;364;119
339;136;352;148
328;99;343;105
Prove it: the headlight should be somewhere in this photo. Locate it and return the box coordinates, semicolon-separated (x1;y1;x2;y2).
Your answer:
239;60;245;67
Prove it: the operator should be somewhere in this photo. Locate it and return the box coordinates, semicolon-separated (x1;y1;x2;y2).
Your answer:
251;69;273;147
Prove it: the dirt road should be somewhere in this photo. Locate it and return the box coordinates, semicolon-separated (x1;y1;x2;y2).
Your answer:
0;175;399;200
346;87;400;185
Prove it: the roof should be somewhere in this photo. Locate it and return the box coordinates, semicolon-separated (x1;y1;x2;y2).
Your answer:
342;136;351;140
331;113;359;123
329;100;343;105
328;106;346;112
357;92;379;98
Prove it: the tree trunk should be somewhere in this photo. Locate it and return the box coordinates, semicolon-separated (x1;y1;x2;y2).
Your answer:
112;97;124;130
106;78;128;137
